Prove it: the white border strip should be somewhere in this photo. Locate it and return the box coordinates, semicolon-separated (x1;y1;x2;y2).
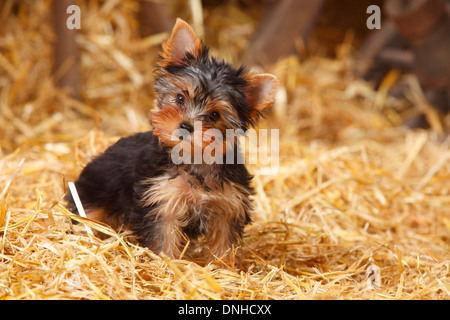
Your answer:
68;181;94;236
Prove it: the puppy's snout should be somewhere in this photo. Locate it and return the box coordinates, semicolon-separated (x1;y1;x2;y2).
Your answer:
179;122;194;133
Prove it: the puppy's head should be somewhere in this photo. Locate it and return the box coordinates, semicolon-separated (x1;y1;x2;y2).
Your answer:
152;19;278;158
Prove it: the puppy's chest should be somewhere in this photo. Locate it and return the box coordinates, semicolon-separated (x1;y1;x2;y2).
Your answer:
141;170;249;226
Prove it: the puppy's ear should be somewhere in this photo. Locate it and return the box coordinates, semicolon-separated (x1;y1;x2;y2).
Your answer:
245;73;279;115
159;19;204;67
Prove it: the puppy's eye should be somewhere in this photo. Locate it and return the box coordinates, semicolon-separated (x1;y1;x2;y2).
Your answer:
175;94;185;106
208;111;220;122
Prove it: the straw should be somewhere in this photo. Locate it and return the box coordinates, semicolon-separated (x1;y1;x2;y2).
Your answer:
0;0;449;300
67;181;94;237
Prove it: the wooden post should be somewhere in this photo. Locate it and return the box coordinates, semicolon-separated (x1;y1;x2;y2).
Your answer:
52;0;80;100
139;0;173;36
242;0;325;67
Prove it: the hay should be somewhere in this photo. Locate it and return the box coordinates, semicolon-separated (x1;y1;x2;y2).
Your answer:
1;0;449;300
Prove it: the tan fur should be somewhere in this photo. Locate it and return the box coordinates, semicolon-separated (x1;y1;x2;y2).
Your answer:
141;169;251;259
152;104;185;147
85;208;124;238
199;184;250;259
158;19;204;68
244;73;279;115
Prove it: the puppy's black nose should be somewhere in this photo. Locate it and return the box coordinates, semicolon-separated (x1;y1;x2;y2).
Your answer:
179;122;194;133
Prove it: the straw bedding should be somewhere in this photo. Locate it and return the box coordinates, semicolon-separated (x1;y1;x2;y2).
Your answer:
0;0;449;300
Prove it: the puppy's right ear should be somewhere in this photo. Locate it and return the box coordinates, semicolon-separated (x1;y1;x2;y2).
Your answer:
245;73;279;117
159;19;204;67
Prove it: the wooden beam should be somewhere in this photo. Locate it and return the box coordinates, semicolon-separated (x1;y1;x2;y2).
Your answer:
139;0;173;36
242;0;325;67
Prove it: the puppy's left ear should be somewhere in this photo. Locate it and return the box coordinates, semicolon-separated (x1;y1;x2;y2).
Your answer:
160;18;204;67
245;73;279;114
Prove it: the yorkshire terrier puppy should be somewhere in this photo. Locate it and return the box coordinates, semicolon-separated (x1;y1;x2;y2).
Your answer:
65;19;278;261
